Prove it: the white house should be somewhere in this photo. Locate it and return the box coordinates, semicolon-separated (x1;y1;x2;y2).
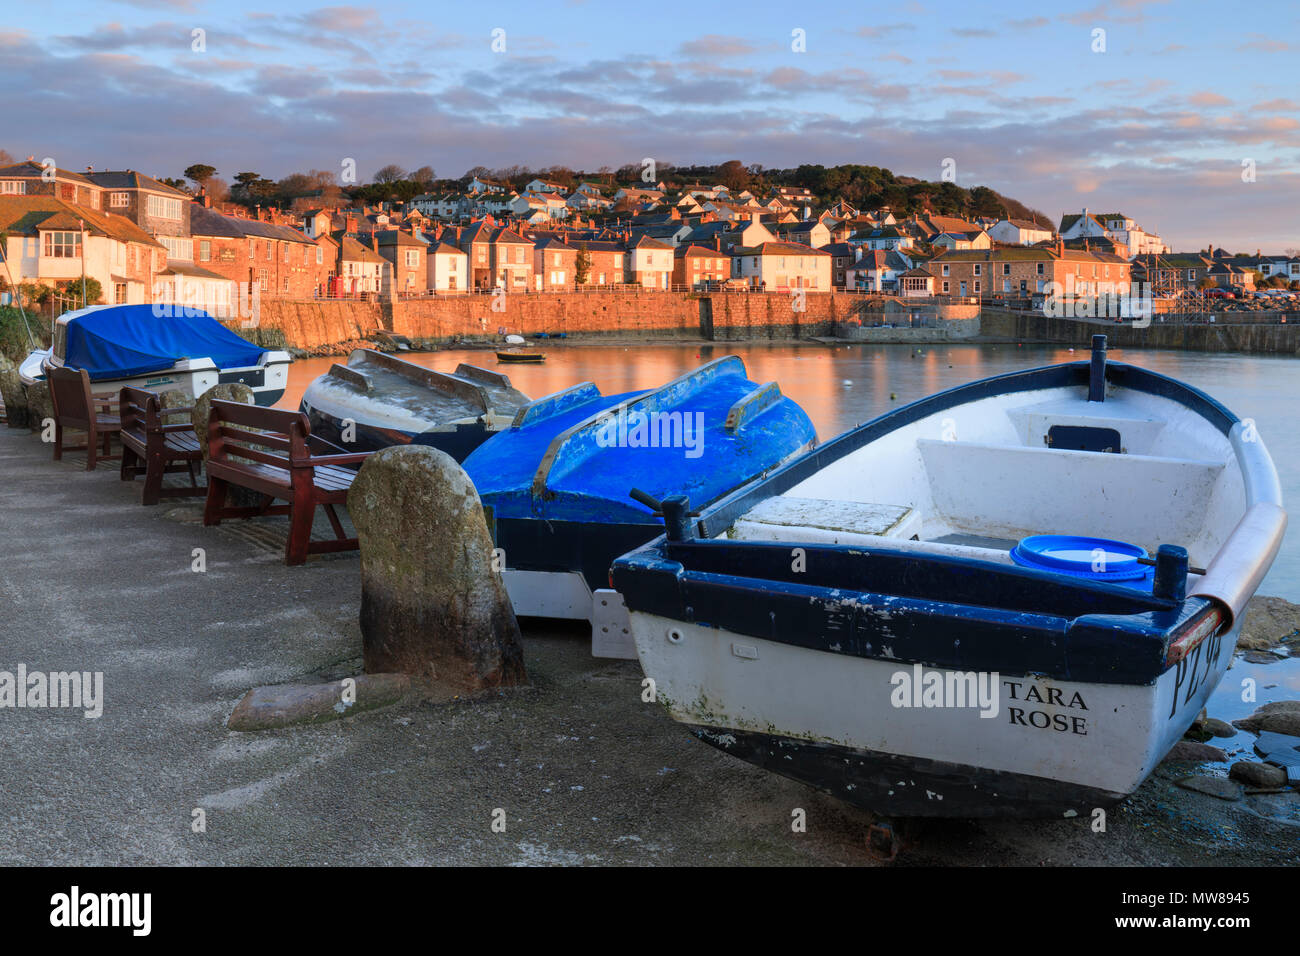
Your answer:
626;236;674;289
731;241;831;291
427;241;469;292
1059;209;1167;257
844;249;912;292
988;218;1055;246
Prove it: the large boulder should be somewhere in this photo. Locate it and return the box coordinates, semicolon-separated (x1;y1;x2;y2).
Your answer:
191;383;258;507
0;367;29;429
159;387;195;426
26;381;53;436
348;445;526;692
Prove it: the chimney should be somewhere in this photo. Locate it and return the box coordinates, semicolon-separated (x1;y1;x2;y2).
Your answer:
1056;238;1064;256
202;193;211;208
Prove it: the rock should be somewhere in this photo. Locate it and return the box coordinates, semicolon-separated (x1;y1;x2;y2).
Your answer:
1236;594;1300;650
1229;761;1288;788
1202;717;1237;738
26;380;52;435
190;382;255;460
158;387;195;426
228;674;409;731
1232;710;1300;736
1174;776;1243;801
0;367;29;429
190;382;259;507
348;445;526;692
1162;740;1228;763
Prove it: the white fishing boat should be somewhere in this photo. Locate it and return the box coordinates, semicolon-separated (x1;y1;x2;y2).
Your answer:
610;336;1286;818
19;304;291;405
300;349;530;459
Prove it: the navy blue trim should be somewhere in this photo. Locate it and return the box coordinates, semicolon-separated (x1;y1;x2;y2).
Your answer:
696;360;1240;538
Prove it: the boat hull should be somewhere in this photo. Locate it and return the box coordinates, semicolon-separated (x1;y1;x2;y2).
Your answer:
633;611;1236;818
22;349;288;406
302;403;501;459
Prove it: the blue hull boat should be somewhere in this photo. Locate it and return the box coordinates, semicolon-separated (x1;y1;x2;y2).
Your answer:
462;355;817;644
611;337;1286;818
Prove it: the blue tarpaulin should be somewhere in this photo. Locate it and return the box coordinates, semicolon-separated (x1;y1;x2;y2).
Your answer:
63;305;267;380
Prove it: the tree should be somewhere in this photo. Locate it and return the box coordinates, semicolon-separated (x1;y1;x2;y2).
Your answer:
373;164;408;184
158;177;190;192
575;242;591;285
184;164;217;188
1196;276;1217;290
0;149;14;167
410;165;436;185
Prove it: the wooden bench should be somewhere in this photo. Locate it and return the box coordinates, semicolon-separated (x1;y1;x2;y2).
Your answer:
119;386;204;505
202;399;373;565
48;366;121;471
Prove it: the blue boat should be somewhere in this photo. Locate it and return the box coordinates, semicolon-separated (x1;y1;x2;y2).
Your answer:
18;304;292;406
462;355;817;647
610;337;1286;819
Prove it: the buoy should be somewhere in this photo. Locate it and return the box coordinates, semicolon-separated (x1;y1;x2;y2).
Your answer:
842;379;853;387
890;392;897;400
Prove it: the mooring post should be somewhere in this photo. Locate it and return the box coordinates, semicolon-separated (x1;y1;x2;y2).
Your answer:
1153;544;1189;602
1088;334;1107;403
348;445;526;691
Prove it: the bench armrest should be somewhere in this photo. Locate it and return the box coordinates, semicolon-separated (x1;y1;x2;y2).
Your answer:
160;421;198;434
302;452;374;467
158;405;196;417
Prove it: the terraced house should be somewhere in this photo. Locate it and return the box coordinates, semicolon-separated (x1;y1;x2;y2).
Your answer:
930;244;1132;299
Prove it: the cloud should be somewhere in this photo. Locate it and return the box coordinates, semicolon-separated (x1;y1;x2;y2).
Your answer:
678;34;756;58
1188;91;1231;108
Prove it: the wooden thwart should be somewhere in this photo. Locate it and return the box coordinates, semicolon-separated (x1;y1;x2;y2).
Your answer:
202;399;373;565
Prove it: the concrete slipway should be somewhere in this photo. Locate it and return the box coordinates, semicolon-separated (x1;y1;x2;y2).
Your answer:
0;427;1296;867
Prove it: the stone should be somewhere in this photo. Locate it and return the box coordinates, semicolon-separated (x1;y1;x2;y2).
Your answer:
26;380;52;435
1162;740;1228;763
190;382;255;460
1229;761;1288;788
158;387;195;425
228;674;409;731
0;367;29;429
1232;709;1300;736
1202;717;1237;738
1236;595;1300;650
348;445;526;692
1174;776;1243;801
190;382;259;508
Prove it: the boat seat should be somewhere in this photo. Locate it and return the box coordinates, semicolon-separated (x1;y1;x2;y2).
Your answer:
731;495;922;544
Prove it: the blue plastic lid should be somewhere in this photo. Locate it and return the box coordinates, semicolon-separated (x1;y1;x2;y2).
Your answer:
1011;534;1151;584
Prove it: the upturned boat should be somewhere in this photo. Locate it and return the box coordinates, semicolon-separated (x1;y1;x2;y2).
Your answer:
19;304;291;406
300;349;530;459
610;336;1285;818
462;355;817;650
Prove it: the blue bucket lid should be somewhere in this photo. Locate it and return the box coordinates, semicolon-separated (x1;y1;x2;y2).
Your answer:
1010;534;1150;582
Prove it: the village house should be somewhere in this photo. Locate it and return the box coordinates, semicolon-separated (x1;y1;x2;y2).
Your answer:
1059;209;1167;257
524;178;568;196
929;244;1132;299
844;249;913;293
771;219;831;249
374;229;428;294
426;241;468;292
336;236;385;295
899;266;937;298
0;160;104;210
489;227;534;292
189;202;327;299
0;195;164;306
680;219;774;253
731;241;831;291
850;225;914;251
820;241;858;289
532;237;578;291
988;218;1055;246
84;170;192;251
626;236;674;289
673;244;732;290
572;240;625;286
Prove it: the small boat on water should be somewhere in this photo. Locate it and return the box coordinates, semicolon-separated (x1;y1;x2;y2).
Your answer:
611;336;1286;818
300;349;530;459
19;304;291;406
496;349;545;364
462;355;817;648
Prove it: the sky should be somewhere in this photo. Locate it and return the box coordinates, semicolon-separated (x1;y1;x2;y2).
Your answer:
1;0;1298;251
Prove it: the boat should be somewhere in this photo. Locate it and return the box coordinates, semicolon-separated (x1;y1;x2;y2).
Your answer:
300;349;531;459
496;349;545;363
19;304;291;406
462;355;817;651
610;336;1286;818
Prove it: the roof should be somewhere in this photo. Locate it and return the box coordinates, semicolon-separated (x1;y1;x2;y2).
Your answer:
85;170;189;197
162;261;229;280
0;196;163;247
0;161;96;186
632;235;673;250
676;244;727;258
373;229;428;247
189;204;314;244
430;241;466;256
732;241;831;257
999;218;1052;232
338;236;386;263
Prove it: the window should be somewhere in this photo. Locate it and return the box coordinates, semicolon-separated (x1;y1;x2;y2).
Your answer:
1036;263;1044;275
1002;263;1011;275
942;281;950;293
249;243;255;260
0;180;25;195
258;269;268;292
160;236;193;261
87;190;100;209
110;191;129;207
515;248;524;264
613;254;622;268
199;240;211;262
448;257;457;272
973;264;982;276
42;232;81;258
283;244;289;263
146;195;183;220
266;243;272;261
316;247;323;265
114;282;127;304
405;250;419;268
941;264;949;276
282;277;290;294
974;281;981;293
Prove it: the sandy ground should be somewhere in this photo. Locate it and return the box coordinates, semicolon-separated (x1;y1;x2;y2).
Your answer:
1;425;1297;867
